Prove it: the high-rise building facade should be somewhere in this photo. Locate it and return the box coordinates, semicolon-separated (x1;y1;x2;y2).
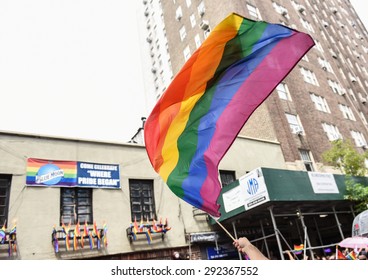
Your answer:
139;0;368;172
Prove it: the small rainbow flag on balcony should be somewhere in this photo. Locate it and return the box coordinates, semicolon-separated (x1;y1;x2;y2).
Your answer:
144;13;314;217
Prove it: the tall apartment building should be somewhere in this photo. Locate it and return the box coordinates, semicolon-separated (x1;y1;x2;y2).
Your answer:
139;0;368;172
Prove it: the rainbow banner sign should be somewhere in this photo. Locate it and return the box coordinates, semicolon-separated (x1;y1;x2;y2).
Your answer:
26;158;120;189
144;13;314;217
26;158;77;187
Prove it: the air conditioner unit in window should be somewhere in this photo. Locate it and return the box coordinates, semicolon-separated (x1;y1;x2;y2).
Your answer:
322;66;327;71
298;5;306;13
322;21;329;27
360;97;367;104
349;75;357;83
200;20;209;30
281;8;288;16
176;13;182;21
357;140;367;149
291;126;303;135
331;7;338;14
198;7;205;17
338;90;346;96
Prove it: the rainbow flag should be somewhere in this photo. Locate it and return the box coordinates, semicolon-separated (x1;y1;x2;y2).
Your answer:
0;224;6;244
346;251;357;260
336;247;346;260
294;244;304;255
145;228;153;244
102;223;108;247
144;13;314;217
26;158;77;187
62;222;71;251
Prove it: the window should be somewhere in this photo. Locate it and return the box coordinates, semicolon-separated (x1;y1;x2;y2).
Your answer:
183;46;191;61
185;0;191;7
318;57;333;73
190;14;196;28
276;83;291;100
204;27;211;39
0;175;11;226
322;123;342;141
175;6;183;21
60;188;93;225
339;104;356;121
339;68;347;80
179;26;186;41
247;4;261;19
273;2;288;18
327;79;343;95
194;34;201;49
285;113;303;134
310;93;330;113
197;1;205;17
300;18;315;33
219;170;236;187
314;40;324;52
300;150;314;171
129;179;156;221
300;67;319;86
359;111;368;125
351;131;367;148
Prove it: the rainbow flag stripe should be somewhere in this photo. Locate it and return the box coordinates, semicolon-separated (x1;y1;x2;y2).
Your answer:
26;158;77;186
346;251;357;260
144;13;314;217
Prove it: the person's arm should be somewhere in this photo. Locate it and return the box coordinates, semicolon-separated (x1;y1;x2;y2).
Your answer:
285;250;295;260
233;237;269;260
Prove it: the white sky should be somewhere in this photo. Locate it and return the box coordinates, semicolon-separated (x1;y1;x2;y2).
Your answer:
350;0;368;30
0;1;367;143
0;1;146;143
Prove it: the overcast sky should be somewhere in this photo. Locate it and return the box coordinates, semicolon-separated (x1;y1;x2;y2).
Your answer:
0;1;367;143
0;1;146;143
350;0;368;29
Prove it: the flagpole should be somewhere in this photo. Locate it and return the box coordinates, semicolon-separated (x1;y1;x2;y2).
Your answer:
214;219;235;241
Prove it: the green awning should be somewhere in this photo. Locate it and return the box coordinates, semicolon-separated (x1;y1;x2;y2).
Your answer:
213;167;367;223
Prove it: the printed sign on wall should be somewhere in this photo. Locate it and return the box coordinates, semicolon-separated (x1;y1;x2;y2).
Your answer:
26;158;120;189
307;172;339;194
239;168;270;211
77;162;120;189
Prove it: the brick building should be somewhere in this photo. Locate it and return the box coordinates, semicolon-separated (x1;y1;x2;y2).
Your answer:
139;0;368;171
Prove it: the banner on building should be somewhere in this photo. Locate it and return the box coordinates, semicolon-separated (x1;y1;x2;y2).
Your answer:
26;158;120;189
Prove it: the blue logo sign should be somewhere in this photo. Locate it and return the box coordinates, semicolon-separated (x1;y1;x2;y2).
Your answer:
246;178;259;195
35;164;64;185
